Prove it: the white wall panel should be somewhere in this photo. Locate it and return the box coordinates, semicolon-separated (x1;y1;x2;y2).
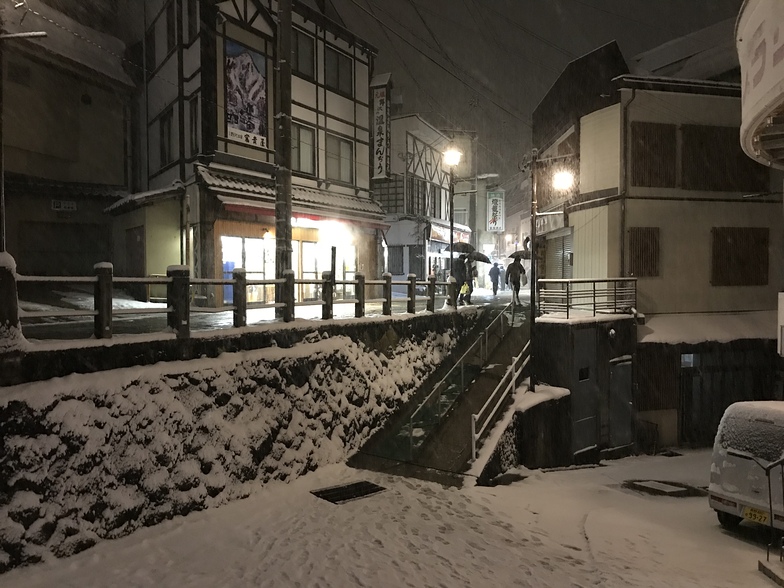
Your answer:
580;105;620;194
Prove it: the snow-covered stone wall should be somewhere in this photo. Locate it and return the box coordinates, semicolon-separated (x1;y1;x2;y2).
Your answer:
0;327;463;572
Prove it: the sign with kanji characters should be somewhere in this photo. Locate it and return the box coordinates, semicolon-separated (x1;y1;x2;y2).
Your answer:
487;190;505;232
225;39;268;149
372;86;390;179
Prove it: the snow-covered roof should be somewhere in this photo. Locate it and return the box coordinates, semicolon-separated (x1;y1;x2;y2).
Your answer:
630;17;738;80
638;310;776;344
1;0;133;88
197;163;386;224
104;181;185;215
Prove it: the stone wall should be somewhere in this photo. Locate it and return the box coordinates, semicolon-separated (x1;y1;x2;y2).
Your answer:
0;311;480;572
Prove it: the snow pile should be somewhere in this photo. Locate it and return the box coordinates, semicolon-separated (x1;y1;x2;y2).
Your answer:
0;329;458;571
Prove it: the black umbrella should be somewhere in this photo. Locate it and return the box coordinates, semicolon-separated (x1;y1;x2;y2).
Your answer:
468;251;491;263
446;242;475;253
508;250;531;260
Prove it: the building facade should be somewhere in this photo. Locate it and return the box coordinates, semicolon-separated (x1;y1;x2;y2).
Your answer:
1;0;132;275
110;0;385;304
533;37;784;447
372;113;470;283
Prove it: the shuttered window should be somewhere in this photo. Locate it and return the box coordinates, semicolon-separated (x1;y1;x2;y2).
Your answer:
630;122;676;188
682;125;768;192
408;245;425;279
629;227;660;277
388;246;404;274
711;227;769;286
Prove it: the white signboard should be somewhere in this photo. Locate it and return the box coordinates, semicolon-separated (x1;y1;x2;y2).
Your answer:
737;0;784;167
372;87;390;179
487;191;504;232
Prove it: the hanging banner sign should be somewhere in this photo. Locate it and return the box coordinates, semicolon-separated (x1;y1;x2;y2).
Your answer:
487;190;505;232
372;87;391;179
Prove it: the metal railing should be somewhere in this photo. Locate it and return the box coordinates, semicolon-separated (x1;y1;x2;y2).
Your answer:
538;277;637;318
7;264;459;343
750;454;784;562
471;339;531;460
405;302;513;459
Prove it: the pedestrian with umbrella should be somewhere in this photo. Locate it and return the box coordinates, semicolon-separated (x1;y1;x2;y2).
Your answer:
506;256;527;306
453;254;468;305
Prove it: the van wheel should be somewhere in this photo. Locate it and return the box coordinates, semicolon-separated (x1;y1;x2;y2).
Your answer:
717;511;742;530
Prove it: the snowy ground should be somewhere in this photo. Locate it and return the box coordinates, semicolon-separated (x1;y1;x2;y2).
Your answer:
3;449;771;588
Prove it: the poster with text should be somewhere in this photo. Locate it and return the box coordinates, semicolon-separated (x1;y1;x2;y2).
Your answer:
225;39;268;148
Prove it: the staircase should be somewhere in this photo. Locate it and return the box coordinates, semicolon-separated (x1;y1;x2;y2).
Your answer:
349;301;530;486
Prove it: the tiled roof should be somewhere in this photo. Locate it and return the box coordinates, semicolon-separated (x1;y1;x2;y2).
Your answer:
197;163;385;221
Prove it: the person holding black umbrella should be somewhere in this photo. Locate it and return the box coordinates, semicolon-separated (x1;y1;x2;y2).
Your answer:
453;254;468;305
506;257;527;306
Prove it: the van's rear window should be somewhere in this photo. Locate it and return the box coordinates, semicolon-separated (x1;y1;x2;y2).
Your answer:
719;415;784;463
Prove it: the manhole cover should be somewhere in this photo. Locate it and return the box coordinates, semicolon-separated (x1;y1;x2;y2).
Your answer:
311;481;386;504
623;479;706;498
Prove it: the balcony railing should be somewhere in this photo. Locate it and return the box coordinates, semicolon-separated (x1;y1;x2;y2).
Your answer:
538;278;637;318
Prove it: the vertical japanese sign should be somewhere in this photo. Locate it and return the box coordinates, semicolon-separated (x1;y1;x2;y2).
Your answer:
487;190;505;232
225;39;268;148
372;86;390;179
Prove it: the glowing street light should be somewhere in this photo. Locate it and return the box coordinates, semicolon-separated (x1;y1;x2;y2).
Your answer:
552;170;575;191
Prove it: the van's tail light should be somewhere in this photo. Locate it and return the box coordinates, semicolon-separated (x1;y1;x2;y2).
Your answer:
711;495;737;508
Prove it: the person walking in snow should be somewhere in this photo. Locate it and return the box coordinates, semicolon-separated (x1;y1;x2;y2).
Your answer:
464;256;476;304
506;258;526;306
489;262;501;295
453;254;467;305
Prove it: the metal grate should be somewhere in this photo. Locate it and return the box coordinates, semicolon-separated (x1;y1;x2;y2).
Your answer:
311;481;386;505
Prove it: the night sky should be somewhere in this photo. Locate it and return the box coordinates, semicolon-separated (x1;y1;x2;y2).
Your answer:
330;0;744;182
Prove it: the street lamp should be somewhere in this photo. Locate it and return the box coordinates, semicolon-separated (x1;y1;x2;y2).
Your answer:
443;146;462;284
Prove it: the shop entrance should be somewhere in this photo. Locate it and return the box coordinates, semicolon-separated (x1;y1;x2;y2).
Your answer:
221;235;275;304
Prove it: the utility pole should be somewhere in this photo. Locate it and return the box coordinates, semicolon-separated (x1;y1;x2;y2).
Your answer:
275;0;293;315
529;148;538;392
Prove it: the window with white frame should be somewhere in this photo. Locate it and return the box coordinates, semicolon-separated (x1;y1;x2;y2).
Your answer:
292;123;316;175
325;46;352;96
326;133;353;183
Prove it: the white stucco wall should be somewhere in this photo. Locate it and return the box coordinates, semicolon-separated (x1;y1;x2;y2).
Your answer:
627;198;784;314
579;104;620;195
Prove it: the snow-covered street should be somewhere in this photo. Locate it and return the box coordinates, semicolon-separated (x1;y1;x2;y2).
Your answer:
3;449;770;587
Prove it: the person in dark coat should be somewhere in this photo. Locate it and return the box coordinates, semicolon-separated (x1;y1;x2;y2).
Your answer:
489;262;501;295
453;254;467;305
506;258;526;306
464;257;475;304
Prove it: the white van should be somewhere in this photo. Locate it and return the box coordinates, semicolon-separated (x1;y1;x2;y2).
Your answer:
709;401;784;530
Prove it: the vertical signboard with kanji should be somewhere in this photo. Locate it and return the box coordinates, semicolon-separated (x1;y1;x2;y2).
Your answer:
487;190;505;232
372;86;391;179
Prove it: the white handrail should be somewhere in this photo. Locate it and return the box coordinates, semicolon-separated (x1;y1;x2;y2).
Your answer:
471;340;531;460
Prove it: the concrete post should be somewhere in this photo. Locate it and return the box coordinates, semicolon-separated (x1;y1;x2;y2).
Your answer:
322;271;333;320
382;272;392;316
0;252;24;350
448;276;458;309
355;272;365;318
167;265;190;339
232;267;246;328
426;274;436;313
93;262;113;339
407;273;416;314
283;269;295;322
